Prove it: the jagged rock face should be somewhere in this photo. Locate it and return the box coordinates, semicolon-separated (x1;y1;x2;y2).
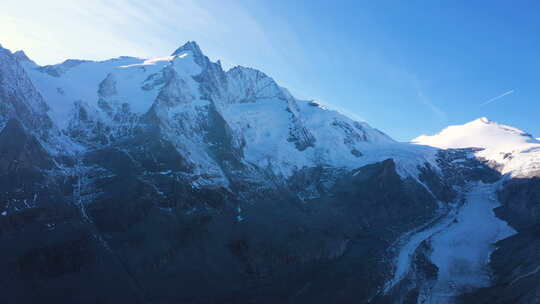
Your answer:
0;118;55;214
417;148;501;203
496;177;540;231
0;119;54;171
0;47;55;145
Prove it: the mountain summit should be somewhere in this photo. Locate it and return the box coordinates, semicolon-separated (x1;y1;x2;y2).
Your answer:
413;117;538;150
413;117;540;176
171;40;204;57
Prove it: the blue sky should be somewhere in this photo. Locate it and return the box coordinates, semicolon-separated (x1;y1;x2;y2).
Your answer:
1;0;539;141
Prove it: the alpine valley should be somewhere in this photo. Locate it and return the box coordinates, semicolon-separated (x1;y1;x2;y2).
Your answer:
0;42;538;304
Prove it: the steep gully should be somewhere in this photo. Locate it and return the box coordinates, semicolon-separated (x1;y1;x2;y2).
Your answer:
383;181;515;303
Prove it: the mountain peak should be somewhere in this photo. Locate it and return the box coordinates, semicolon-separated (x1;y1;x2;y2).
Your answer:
474;116;491;124
171;41;203;57
13;50;30;61
13;50;38;67
413;118;537;150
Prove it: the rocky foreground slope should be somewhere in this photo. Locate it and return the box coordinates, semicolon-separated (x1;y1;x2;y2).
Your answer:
0;42;538;303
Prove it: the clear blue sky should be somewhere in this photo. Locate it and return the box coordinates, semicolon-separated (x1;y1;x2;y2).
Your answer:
2;0;539;141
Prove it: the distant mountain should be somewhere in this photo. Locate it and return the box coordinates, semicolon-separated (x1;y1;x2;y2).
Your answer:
413;117;537;150
0;41;538;303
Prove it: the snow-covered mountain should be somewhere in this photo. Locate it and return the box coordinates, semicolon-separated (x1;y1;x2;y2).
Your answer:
16;41;437;183
1;41;539;304
413;117;540;177
1;41;452;304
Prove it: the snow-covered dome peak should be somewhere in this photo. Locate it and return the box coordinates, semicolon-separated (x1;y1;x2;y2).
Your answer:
413;118;540;176
413;118;537;150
